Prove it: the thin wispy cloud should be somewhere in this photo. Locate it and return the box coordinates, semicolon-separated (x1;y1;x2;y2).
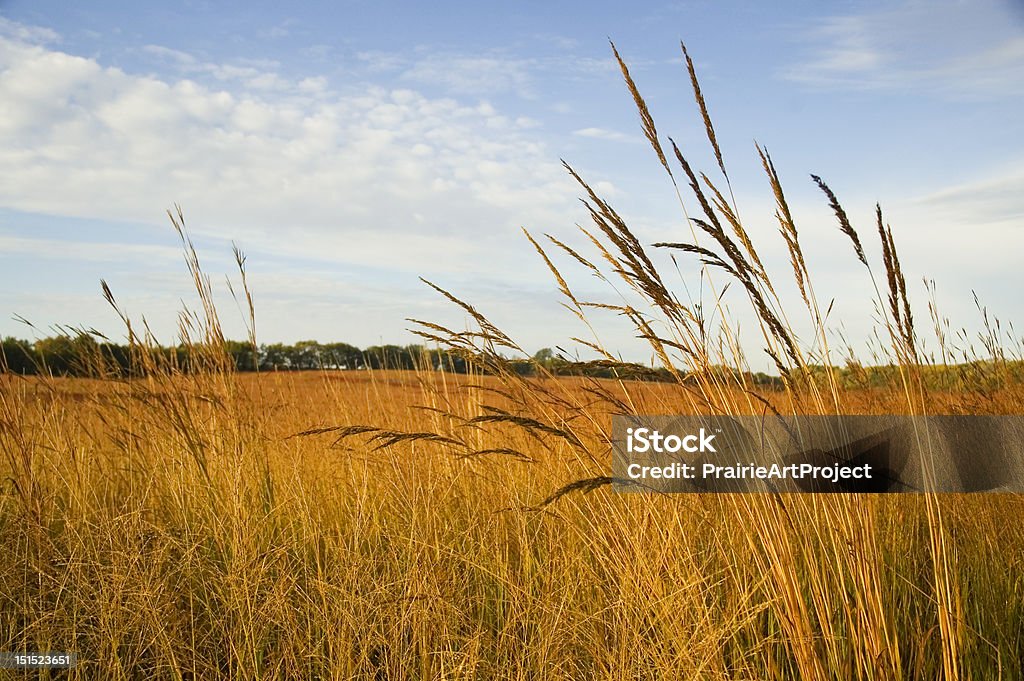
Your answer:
355;48;618;99
572;127;634;142
401;54;537;97
914;163;1024;225
783;1;1024;99
257;20;295;41
0;235;182;263
0;16;59;44
140;44;292;90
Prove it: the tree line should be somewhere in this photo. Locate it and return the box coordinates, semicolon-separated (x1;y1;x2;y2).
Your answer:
0;334;471;376
2;333;793;386
0;333;709;382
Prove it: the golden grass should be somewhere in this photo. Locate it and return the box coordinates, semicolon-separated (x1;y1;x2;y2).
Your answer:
1;370;1023;679
3;40;1024;680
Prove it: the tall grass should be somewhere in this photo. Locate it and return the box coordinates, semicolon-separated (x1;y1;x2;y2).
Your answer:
1;41;1023;680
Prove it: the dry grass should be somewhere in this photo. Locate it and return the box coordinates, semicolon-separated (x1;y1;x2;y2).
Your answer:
3;41;1024;680
2;370;1023;679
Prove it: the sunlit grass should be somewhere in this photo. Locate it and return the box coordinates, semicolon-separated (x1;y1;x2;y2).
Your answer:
2;39;1023;680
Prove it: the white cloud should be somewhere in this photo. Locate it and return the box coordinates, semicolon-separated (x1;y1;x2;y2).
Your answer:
805;16;882;73
0;16;59;45
140;44;294;91
355;50;406;73
0;24;583;284
401;54;536;97
141;44;197;67
572;127;634;142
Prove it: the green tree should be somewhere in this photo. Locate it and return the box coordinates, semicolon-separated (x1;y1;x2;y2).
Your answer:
532;347;558;370
1;337;39;374
224;340;258;371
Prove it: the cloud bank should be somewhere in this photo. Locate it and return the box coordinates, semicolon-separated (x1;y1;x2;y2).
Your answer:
0;20;583;281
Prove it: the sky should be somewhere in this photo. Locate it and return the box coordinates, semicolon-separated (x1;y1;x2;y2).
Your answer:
1;0;1022;368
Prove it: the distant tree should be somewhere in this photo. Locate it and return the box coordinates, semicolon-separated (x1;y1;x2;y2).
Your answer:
33;335;91;376
533;347;555;362
321;342;362;369
363;344;422;370
532;348;562;371
424;348;468;373
98;342;132;376
1;337;38;374
259;343;290;371
224;340;258;371
292;340;323;370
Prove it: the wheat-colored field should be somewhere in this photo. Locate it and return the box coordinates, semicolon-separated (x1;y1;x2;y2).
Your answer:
1;367;1023;679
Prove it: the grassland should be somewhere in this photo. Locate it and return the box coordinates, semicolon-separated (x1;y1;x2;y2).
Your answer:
1;368;1023;680
3;40;1023;679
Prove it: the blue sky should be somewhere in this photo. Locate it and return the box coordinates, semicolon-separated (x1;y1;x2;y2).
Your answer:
1;1;1022;367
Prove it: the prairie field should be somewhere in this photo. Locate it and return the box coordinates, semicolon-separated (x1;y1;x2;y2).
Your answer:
3;38;1023;681
1;365;1023;680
